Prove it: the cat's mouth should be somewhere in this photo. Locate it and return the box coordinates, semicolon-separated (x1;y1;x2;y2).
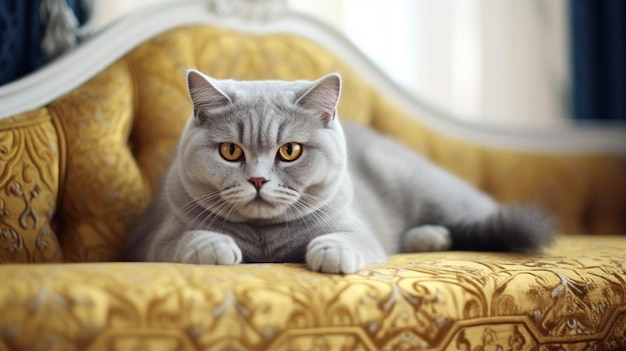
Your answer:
241;196;285;220
250;194;272;205
232;189;281;213
221;185;300;221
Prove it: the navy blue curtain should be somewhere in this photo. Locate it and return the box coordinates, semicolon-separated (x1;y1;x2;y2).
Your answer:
0;0;85;86
570;0;626;121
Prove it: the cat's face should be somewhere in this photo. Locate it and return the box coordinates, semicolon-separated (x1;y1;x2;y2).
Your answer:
177;71;346;222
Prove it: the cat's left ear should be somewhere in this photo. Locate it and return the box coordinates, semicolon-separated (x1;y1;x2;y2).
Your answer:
296;73;342;125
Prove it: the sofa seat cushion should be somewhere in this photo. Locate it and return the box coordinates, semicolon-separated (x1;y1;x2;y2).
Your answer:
1;235;625;350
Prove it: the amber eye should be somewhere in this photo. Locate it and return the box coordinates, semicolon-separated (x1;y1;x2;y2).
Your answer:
278;142;302;162
219;143;244;161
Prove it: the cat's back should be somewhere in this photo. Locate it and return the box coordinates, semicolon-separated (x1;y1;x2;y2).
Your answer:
342;121;429;170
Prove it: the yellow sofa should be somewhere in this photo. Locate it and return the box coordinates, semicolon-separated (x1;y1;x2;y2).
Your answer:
1;1;626;350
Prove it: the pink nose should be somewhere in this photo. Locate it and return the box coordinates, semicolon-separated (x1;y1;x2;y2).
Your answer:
248;177;268;191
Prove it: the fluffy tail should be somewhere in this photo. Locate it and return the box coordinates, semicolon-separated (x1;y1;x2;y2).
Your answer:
449;204;557;252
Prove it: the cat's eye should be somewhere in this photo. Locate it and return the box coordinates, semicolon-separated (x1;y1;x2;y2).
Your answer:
219;143;244;161
278;142;302;162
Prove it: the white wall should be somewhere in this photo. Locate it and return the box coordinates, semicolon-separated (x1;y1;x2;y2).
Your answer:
479;0;570;126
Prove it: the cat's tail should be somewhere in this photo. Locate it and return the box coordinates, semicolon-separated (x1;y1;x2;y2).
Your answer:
449;204;557;252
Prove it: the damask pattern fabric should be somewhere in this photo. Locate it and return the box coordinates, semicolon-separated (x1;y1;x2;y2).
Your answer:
1;236;625;350
0;110;63;262
0;25;625;350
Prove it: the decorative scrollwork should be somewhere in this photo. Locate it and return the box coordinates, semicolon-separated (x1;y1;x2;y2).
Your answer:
1;225;24;253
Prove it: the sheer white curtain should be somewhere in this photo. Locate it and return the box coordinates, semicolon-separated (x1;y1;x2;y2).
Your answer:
99;0;569;126
289;0;569;126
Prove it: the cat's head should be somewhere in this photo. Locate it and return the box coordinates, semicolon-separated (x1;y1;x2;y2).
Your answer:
177;70;347;223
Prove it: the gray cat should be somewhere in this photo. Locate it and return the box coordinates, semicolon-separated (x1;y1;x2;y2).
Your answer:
124;70;555;274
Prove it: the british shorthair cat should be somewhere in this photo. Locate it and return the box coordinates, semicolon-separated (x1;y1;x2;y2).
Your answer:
124;70;555;274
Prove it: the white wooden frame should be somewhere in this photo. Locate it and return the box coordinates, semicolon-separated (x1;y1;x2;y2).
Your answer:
1;0;624;154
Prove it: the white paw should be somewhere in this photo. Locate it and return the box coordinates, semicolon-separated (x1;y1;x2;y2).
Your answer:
403;225;452;252
176;230;242;265
306;236;364;274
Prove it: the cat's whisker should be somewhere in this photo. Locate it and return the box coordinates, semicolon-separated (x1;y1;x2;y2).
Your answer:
219;203;240;233
306;206;336;233
169;200;203;226
289;201;313;235
298;194;341;232
289;194;336;234
172;191;223;220
196;199;232;230
173;189;236;229
220;186;245;197
187;201;222;229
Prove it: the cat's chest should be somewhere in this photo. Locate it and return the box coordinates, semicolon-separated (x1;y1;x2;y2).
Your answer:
224;222;315;264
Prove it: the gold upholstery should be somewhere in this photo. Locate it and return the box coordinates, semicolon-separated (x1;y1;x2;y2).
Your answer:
1;25;626;350
1;236;625;350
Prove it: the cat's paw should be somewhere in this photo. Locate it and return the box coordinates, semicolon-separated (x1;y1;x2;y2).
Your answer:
176;230;242;265
306;235;364;274
403;225;452;252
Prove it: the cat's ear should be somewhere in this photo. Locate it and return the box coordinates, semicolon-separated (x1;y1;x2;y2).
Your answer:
186;69;231;119
296;73;342;125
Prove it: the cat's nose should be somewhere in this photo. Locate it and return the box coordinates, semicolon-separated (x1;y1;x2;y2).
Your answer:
248;177;269;191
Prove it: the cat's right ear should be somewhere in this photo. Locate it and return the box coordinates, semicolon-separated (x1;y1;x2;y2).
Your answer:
186;69;231;119
296;73;342;126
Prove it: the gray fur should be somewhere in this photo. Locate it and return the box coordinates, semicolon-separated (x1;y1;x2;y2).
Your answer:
124;71;556;273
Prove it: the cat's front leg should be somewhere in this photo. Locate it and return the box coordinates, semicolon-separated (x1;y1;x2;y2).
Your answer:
306;232;386;274
174;230;242;265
